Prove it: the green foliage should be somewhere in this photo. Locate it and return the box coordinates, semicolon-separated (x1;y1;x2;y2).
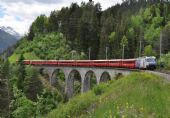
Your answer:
93;84;106;95
90;76;97;89
127;27;135;40
24;66;43;101
131;15;143;28
48;10;59;32
142;6;163;45
17;54;26;90
121;35;128;58
28;14;48;40
0;59;11;117
0;60;10;80
10;87;36;118
74;81;81;95
47;72;170;118
26;2;101;59
152;16;163;27
143;8;152;22
158;52;170;70
9;66;63;117
12;33;85;60
0;59;2;79
57;70;65;81
162;22;170;53
20;1;170;60
9;64;19;88
36;89;63;116
120;35;128;47
13;1;170;60
108;32;116;43
128;3;170;57
144;25;161;44
88;73;170;118
144;45;156;56
47;91;97;118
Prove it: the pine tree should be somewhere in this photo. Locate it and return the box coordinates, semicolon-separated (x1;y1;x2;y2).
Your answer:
17;54;26;90
1;60;10;79
121;35;128;59
0;59;11;117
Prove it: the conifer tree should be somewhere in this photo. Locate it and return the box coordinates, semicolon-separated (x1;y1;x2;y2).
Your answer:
17;54;26;90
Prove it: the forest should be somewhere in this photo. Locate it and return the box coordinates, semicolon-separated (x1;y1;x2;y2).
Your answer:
26;0;170;59
0;0;170;117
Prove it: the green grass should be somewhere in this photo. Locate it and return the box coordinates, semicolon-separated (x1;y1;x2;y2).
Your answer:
47;91;98;118
84;73;170;118
47;72;170;118
9;52;40;63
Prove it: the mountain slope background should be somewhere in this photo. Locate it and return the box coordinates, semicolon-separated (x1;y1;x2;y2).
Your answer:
0;26;21;54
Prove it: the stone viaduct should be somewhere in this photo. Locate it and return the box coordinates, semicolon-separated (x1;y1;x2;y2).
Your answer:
33;65;136;98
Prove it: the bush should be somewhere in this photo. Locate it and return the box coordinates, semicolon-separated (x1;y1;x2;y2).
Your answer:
47;92;97;118
93;84;106;95
158;52;170;70
10;87;36;118
36;89;63;116
144;45;156;56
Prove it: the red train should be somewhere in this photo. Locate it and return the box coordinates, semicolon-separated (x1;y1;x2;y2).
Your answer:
23;59;136;69
23;56;156;70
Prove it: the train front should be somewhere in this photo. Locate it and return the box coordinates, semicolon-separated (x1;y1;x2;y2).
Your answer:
145;56;157;70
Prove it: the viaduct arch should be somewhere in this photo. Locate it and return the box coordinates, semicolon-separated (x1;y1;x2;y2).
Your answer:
35;66;131;98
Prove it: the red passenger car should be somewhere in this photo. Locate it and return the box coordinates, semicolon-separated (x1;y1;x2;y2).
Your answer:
23;59;136;69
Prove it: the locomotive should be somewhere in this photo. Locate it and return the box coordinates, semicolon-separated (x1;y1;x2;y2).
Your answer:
23;56;156;70
135;56;156;70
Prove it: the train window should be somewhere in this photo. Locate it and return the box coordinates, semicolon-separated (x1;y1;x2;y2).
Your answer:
146;58;155;62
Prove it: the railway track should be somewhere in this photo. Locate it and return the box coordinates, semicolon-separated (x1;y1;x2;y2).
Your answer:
91;68;170;81
144;70;170;81
118;68;170;81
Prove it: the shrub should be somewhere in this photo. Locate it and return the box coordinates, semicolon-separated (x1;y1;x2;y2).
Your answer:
158;52;170;70
47;91;97;118
36;89;63;116
10;87;36;118
93;84;106;95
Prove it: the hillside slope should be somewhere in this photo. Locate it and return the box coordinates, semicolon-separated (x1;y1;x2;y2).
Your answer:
0;28;20;54
47;72;170;118
9;33;85;63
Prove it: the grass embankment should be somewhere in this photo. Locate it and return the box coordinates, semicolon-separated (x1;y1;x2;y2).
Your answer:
47;72;170;118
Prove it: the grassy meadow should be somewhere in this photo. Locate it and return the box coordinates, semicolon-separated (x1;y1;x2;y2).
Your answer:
47;72;170;118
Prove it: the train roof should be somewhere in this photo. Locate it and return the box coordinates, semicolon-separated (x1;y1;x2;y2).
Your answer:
24;59;137;62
